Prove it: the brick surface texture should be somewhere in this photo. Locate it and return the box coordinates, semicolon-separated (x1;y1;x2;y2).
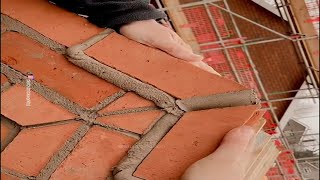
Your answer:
1;122;81;176
50;126;137;180
1;0;287;179
1;32;121;108
97;110;165;134
1;85;76;126
99;92;155;114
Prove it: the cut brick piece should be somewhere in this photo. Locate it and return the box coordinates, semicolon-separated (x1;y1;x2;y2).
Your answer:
1;0;102;46
134;105;259;180
1;74;8;85
1;121;81;176
50;126;137;180
96;110;165;134
99;92;155;114
1;116;19;151
1;85;76;126
1;32;121;108
85;33;247;99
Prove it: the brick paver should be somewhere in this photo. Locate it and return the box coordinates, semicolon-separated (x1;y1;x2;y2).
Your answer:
1;0;102;47
1;85;76;126
85;33;247;99
97;110;165;134
1;32;121;108
134;105;259;180
1;122;81;176
99;92;155;114
50;126;137;180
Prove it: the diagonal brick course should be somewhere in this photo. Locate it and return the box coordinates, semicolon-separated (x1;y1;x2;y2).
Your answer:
97;110;165;134
1;85;76;126
50;126;137;180
1;0;103;47
1;32;121;108
85;33;247;99
1;122;81;176
99;92;156;114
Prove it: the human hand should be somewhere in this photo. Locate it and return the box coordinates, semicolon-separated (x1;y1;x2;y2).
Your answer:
181;126;256;180
120;19;202;62
189;61;221;76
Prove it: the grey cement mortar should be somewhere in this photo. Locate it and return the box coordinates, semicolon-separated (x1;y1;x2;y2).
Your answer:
114;169;143;180
89;90;126;111
92;121;140;140
176;89;260;111
65;29;184;116
1;168;34;180
37;124;91;180
1;14;66;54
1;81;12;93
22;118;82;130
1;63;93;120
113;113;180;180
98;106;159;117
107;176;115;180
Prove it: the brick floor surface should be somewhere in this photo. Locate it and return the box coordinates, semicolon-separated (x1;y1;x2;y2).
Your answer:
0;0;280;180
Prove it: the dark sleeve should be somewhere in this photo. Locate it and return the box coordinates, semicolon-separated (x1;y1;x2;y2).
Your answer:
50;0;166;29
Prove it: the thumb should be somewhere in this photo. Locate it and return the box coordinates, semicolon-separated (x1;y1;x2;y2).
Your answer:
208;126;255;160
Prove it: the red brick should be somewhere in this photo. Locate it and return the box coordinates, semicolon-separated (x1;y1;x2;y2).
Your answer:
134;105;259;180
1;121;81;176
85;33;247;99
1;74;8;85
50;126;137;180
96;110;164;134
1;85;76;126
1;173;19;180
99;92;155;114
1;0;102;47
1;32;121;108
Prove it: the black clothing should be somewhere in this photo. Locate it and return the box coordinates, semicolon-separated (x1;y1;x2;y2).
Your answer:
50;0;166;30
